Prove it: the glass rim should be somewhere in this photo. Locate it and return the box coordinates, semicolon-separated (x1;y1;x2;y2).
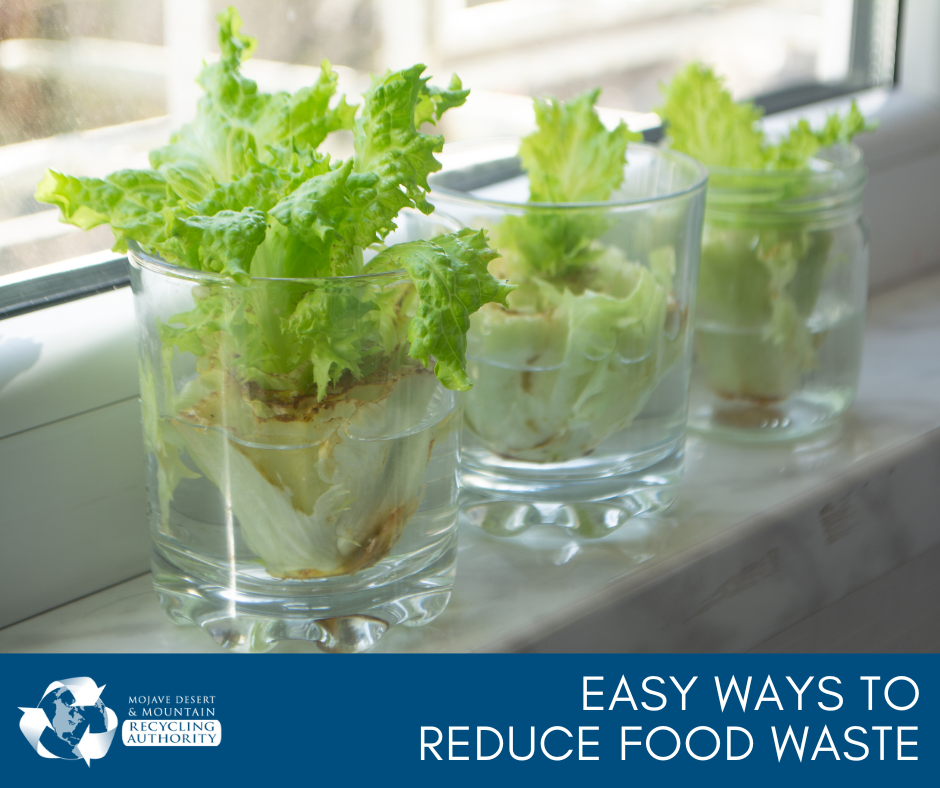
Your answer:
127;241;411;285
703;143;866;225
429;140;709;210
705;142;866;183
123;204;461;285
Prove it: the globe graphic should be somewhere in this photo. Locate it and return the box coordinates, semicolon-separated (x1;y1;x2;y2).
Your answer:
37;686;108;759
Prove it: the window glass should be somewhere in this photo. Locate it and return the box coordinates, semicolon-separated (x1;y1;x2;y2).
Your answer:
0;0;899;278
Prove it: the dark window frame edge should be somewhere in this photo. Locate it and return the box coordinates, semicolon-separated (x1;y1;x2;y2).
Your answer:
0;256;130;321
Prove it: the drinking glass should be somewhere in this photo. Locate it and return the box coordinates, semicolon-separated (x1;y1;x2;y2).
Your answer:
688;144;868;441
431;142;707;537
130;211;461;652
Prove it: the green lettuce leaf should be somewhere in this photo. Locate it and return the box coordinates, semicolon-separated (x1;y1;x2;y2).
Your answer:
354;64;466;219
656;63;765;169
521;88;639;203
151;8;355;190
34;169;171;252
415;74;470;127
496;89;641;281
286;280;402;394
658;61;876;171
162;207;267;284
371;228;510;390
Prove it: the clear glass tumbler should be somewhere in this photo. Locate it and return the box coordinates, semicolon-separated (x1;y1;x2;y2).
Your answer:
430;142;707;537
688;144;868;442
129;213;461;652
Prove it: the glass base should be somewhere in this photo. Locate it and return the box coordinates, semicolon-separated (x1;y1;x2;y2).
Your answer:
150;537;456;653
459;437;684;538
688;389;849;444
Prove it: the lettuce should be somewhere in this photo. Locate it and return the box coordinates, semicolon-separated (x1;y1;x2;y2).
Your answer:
36;10;509;388
466;247;682;462
462;90;682;463
694;227;833;401
657;63;872;171
493;89;640;280
168;358;454;577
657;63;872;404
36;7;510;578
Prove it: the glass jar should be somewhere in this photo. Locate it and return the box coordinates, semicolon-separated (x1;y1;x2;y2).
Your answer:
430;142;707;538
129;212;461;652
688;145;868;442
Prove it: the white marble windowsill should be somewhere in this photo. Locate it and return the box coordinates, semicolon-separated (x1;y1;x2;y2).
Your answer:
2;269;940;654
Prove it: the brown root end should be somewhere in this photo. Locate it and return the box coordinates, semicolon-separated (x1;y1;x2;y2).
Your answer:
273;498;421;580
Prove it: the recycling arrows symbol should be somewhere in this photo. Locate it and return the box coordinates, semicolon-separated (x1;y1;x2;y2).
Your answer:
18;677;118;766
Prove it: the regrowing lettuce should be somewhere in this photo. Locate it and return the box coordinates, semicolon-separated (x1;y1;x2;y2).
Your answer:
657;63;873;404
658;63;871;171
36;7;511;578
461;90;685;463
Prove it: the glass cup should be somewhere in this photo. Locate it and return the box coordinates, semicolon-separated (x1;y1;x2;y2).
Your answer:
688;144;868;442
129;212;461;652
430;142;707;538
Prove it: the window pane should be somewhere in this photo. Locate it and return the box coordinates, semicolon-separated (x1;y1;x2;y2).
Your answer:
418;0;898;111
0;0;898;278
0;0;168;276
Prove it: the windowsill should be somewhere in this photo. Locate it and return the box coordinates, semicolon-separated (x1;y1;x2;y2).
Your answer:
2;267;939;653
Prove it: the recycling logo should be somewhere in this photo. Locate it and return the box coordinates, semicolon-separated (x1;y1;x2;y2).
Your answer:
18;677;118;765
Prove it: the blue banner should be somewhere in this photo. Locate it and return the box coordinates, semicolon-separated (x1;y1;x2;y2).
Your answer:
2;654;934;785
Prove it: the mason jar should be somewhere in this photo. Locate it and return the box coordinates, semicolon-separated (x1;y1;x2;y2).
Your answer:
688;144;868;442
129;212;461;653
430;142;707;538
